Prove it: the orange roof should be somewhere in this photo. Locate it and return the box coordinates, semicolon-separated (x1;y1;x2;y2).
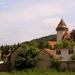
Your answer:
63;31;71;39
43;48;58;58
6;53;11;57
44;48;54;55
48;41;57;46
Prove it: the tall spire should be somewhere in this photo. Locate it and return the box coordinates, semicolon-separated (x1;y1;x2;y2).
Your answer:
56;19;68;31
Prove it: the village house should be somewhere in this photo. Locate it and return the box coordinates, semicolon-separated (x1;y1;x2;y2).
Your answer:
36;48;56;69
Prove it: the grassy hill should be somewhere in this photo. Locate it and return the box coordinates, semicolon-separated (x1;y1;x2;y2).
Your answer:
22;34;57;44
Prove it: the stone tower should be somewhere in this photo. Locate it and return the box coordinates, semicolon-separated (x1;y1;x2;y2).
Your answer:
56;19;68;43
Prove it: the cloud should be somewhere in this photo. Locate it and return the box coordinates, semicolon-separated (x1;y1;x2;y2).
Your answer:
4;5;14;8
0;2;5;5
41;18;60;25
0;0;65;23
0;0;68;45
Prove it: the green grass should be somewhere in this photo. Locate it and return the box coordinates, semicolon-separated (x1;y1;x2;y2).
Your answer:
0;68;75;75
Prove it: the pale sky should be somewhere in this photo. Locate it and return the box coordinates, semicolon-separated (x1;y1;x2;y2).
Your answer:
0;0;75;45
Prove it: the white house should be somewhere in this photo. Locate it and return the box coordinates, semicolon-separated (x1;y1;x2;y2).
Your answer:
55;48;74;61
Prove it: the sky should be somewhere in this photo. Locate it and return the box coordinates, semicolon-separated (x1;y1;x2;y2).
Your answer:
0;0;75;45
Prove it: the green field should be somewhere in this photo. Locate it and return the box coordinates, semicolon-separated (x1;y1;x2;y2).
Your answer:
0;68;75;75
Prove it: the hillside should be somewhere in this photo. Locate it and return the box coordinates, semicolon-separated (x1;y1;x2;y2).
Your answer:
22;34;57;44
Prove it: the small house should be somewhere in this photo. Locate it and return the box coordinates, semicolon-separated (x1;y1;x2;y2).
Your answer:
36;48;56;69
55;48;74;61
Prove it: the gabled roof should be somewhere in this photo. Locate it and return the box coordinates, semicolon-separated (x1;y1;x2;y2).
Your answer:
56;19;68;31
6;44;23;57
39;48;58;58
44;48;55;55
63;31;71;39
38;48;54;55
48;41;57;46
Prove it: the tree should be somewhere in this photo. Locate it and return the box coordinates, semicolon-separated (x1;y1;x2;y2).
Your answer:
62;39;71;48
54;39;75;49
15;45;39;69
71;29;75;41
29;40;38;48
50;54;60;69
69;53;75;61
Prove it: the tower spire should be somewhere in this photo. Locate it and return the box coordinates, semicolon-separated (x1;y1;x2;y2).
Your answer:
56;19;69;43
56;19;68;31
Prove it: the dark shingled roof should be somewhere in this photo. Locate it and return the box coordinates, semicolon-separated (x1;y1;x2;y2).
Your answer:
56;19;68;31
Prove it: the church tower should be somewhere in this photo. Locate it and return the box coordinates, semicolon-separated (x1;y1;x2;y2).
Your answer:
56;19;68;43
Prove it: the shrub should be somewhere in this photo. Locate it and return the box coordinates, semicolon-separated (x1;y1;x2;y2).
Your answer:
69;63;75;71
59;63;68;71
15;46;39;69
69;53;75;61
51;57;60;69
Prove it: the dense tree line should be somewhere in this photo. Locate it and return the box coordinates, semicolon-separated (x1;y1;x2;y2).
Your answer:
0;43;20;59
22;34;57;44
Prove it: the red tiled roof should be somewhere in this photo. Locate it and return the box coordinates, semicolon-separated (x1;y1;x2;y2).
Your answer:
43;48;58;58
63;31;71;39
48;41;57;46
44;48;54;55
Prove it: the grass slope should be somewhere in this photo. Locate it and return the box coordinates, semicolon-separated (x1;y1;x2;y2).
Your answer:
0;68;75;75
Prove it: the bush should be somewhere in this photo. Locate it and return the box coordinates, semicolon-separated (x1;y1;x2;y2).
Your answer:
69;53;75;61
51;57;60;69
59;63;68;71
69;63;75;71
15;45;39;69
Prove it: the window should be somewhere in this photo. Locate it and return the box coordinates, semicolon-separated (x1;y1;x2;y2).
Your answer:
69;50;74;54
56;50;61;55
